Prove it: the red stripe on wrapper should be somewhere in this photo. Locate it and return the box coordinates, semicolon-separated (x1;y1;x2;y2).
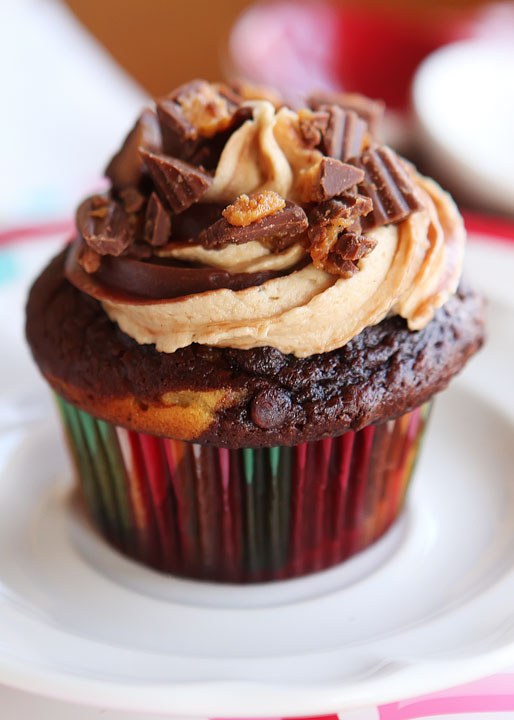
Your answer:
57;396;432;583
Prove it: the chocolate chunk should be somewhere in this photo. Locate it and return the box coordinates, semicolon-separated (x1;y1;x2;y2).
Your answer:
184;104;254;171
308;193;373;233
171;202;226;242
350;146;424;231
310;228;377;277
105;109;161;191
77;244;101;274
251;387;292;429
301;158;365;202
143;192;171;246
119;187;146;214
156;98;199;159
320;230;377;278
198;201;308;250
157;80;242;161
140;150;212;214
323;256;358;278
322;106;368;161
299;106;367;161
76;196;132;256
307;194;374;277
333;231;377;261
309;91;385;138
298;110;330;147
174;80;235;135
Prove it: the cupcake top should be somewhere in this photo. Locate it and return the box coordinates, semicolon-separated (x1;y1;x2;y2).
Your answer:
65;80;465;359
26;80;484;447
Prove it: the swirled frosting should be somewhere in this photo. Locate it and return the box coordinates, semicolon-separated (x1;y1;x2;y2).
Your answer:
66;81;466;359
203;101;322;203
100;177;464;356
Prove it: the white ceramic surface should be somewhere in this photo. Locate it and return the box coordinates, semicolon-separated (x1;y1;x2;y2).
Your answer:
0;237;513;717
412;40;514;215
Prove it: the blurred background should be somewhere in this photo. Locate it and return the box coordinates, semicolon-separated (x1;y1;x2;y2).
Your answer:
1;0;513;231
65;0;503;96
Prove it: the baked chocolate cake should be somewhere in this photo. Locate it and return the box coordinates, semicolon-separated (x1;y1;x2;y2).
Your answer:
26;80;485;582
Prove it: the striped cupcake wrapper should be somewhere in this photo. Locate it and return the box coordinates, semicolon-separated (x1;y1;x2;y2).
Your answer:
55;395;432;583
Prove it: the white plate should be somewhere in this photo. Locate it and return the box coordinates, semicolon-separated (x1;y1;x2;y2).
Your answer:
413;40;514;215
0;238;513;717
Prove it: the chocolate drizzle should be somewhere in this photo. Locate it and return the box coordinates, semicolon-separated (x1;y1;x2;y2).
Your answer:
66;239;307;302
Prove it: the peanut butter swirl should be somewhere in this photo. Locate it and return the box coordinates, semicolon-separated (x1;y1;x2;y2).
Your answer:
66;80;466;358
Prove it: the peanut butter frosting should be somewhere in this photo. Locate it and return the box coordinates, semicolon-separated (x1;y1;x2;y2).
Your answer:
65;80;466;359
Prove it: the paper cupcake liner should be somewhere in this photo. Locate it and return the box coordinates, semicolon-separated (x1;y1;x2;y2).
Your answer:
55;395;432;583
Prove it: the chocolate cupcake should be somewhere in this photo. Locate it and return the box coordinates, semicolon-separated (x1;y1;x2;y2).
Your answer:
26;81;485;582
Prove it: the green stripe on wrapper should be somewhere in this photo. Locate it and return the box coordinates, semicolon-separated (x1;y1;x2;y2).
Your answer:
54;394;432;583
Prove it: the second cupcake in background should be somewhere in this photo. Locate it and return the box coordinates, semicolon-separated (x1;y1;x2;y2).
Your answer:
26;80;485;582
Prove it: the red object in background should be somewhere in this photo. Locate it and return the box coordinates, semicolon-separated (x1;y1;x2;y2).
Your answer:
332;7;468;110
229;1;514;110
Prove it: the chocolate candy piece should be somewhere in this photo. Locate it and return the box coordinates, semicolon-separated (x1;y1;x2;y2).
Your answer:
351;146;424;231
308;193;373;233
322;106;368;162
309;228;377;279
77;245;101;274
333;231;377;261
156;98;199;160
323;256;358;278
300;158;365;202
309;91;385;138
170;202;226;242
251;387;292;429
322;230;378;277
157;80;242;161
119;187;146;214
157;81;215;159
143;192;171;246
299;106;366;161
140;150;212;214
298;110;330;147
198;200;308;250
307;193;374;277
105;109;161;191
76;195;132;257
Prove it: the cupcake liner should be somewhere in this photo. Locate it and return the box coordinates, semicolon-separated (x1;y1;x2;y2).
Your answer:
55;395;432;583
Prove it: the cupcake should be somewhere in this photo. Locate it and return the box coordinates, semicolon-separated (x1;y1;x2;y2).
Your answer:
26;80;485;583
